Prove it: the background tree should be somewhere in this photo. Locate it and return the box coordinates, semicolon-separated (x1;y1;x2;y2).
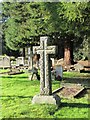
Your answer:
2;2;90;64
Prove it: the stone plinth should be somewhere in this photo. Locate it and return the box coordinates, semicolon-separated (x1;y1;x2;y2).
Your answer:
32;94;61;106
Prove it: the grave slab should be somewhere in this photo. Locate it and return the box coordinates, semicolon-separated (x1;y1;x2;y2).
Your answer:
57;84;85;98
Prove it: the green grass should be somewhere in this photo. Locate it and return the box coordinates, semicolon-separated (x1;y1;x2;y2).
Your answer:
63;71;90;78
0;68;10;73
0;71;89;119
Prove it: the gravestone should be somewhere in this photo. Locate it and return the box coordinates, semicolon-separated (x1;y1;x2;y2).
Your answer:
32;36;61;106
0;39;2;55
16;57;24;66
74;63;84;71
0;56;3;68
51;58;54;67
55;65;63;80
3;56;10;68
0;56;10;68
28;47;33;69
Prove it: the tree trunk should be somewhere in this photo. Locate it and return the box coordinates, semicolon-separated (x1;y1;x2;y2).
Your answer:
22;48;25;57
64;40;73;66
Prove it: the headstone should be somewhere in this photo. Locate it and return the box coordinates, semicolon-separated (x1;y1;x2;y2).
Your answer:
28;47;33;69
0;56;3;68
3;56;10;68
55;65;63;80
57;58;64;65
0;56;10;68
0;39;2;55
16;57;24;66
74;63;84;71
32;36;61;106
25;47;28;58
51;58;54;68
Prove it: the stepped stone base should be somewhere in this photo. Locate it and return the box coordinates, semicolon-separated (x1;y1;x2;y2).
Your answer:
32;94;61;106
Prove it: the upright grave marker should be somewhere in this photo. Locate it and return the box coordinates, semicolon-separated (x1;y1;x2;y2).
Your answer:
16;57;24;66
32;36;61;105
3;56;10;68
0;56;3;68
0;56;10;68
28;47;33;69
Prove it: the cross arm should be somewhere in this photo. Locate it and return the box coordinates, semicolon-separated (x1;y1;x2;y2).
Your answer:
47;46;57;54
33;46;41;54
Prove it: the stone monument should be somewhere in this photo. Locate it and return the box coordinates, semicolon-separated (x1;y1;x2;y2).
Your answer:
0;56;10;68
28;47;33;69
16;57;24;66
32;36;61;106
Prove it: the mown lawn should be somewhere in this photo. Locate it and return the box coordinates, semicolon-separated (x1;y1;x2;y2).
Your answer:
0;71;90;119
63;71;90;78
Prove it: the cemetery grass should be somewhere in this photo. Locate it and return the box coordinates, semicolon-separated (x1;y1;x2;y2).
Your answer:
0;72;89;119
63;71;90;78
0;69;10;73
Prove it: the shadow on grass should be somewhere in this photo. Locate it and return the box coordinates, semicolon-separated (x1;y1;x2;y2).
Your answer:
61;102;90;108
1;76;28;78
15;79;40;86
52;81;61;85
63;77;90;81
1;95;33;99
62;77;90;87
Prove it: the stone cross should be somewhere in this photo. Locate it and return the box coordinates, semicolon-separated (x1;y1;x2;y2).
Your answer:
33;36;56;95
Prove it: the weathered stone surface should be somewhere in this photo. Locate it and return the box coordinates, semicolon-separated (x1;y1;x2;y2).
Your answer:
32;94;61;106
55;65;63;80
0;56;10;68
32;36;61;105
74;63;84;71
57;85;85;98
28;47;33;69
16;57;24;66
33;36;56;95
0;56;3;68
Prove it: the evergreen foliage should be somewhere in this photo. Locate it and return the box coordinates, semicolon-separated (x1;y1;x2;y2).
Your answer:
2;2;90;60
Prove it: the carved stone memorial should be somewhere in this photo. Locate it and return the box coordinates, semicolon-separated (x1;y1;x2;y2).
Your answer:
0;56;3;68
32;36;61;106
28;47;33;69
0;56;10;68
16;57;24;66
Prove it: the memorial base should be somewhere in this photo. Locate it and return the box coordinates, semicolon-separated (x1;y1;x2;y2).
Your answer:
32;94;61;106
